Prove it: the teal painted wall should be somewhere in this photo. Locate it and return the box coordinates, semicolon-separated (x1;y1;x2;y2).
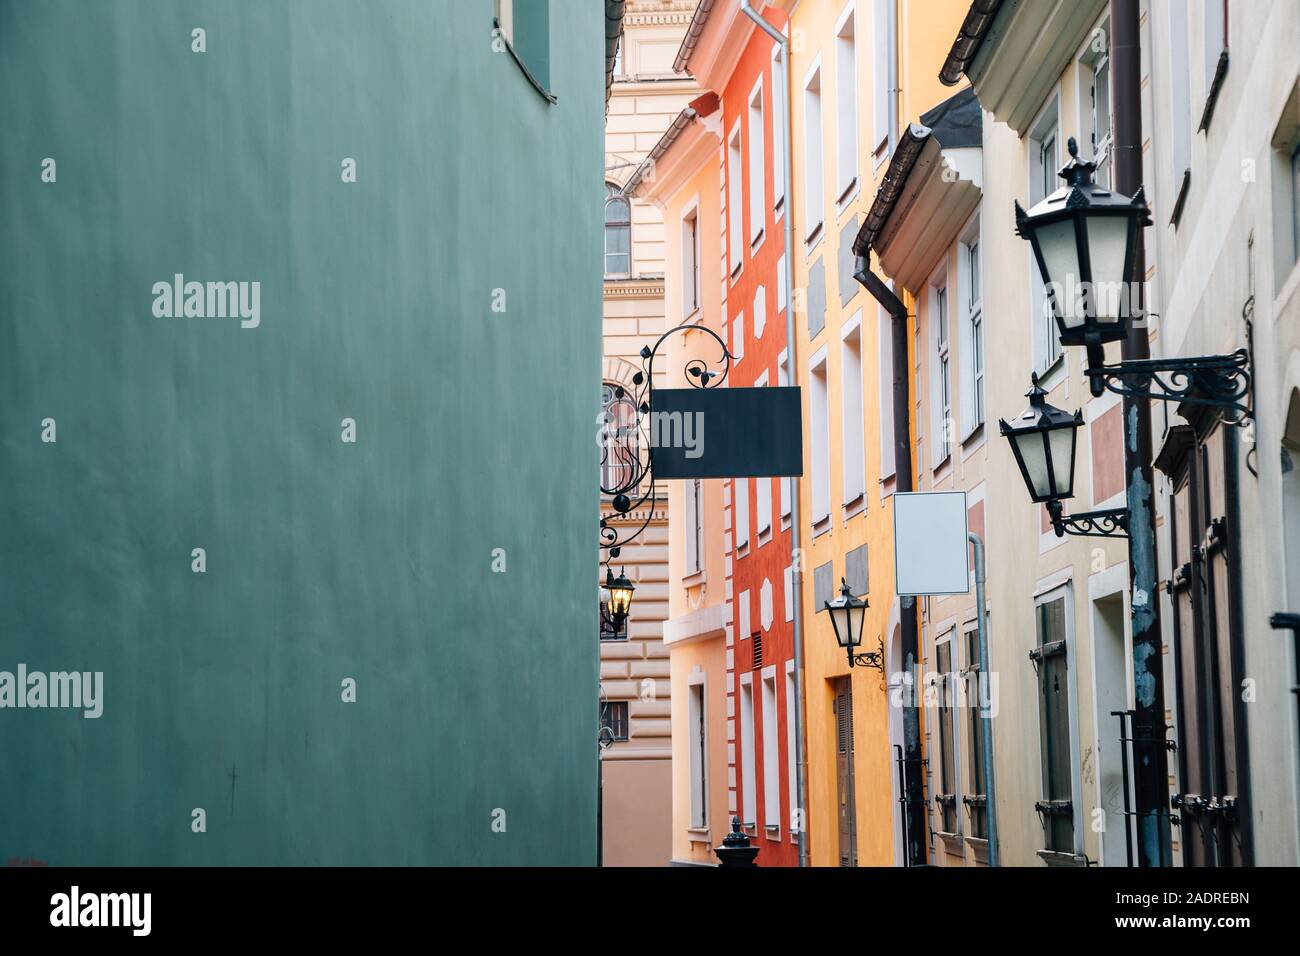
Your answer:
0;0;601;865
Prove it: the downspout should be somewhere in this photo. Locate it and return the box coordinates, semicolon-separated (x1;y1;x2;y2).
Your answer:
853;255;927;866
739;0;808;868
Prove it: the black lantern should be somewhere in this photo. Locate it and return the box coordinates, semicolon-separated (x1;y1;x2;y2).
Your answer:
1015;137;1150;350
998;374;1083;504
825;578;880;669
604;567;635;631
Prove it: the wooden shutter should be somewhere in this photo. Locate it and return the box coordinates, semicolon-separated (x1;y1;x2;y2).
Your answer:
835;678;857;866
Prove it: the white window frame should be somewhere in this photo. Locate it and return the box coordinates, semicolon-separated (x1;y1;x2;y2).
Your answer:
931;272;952;466
753;284;767;340
840;311;866;507
735;475;750;552
682;203;701;318
748;77;766;248
802;59;825;246
688;672;708;829
785;660;798;832
1078;19;1112;189
878;304;896;481
761;667;781;831
871;0;895;160
685;477;703;576
834;3;859;204
809;346;831;529
1028;98;1063;376
771;41;787;214
728;123;744;276
957;214;984;441
778;350;793;521
740;674;757;827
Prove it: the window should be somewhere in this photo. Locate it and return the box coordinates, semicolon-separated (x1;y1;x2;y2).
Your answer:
1200;0;1228;128
682;209;700;316
772;45;787;212
1029;107;1062;372
778;352;792;519
762;673;780;829
685;478;703;575
753;285;766;340
734;476;750;551
841;319;865;505
1084;23;1113;188
1293;143;1300;264
933;283;952;463
934;637;959;834
871;0;895;157
785;667;798;831
600;383;639;494
495;0;551;96
878;305;896;479
1033;591;1074;854
963;627;988;839
740;679;757;826
959;230;985;437
728;125;744;274
835;6;858;201
803;65;825;243
600;699;629;742
604;183;631;275
748;82;766;246
810;352;831;527
1166;2;1192;221
732;312;745;361
688;681;707;828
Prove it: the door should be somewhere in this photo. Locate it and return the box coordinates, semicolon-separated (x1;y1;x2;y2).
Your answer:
834;677;858;866
1162;423;1251;866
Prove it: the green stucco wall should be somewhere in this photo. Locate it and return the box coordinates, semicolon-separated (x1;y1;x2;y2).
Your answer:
0;0;601;865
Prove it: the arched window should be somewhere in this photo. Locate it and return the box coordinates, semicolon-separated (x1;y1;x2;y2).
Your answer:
604;182;631;275
600;382;640;494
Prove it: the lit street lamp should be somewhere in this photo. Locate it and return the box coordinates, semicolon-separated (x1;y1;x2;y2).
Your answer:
825;578;881;670
601;567;635;638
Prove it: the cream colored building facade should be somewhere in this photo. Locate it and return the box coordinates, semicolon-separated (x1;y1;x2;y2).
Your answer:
599;0;700;867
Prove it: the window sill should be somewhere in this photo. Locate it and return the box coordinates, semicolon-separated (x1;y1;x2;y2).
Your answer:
812;515;831;539
967;836;989;864
730;260;744;282
774;196;786;221
1036;352;1066;392
682;569;707;589
780;514;792;531
836;177;859;211
687;827;712;844
764;824;782;841
736;542;750;559
842;494;866;522
937;830;965;853
1169;168;1191;228
751;228;765;254
1197;49;1229;133
804;220;824;249
1037;849;1089;868
961;422;985;454
494;21;556;105
757;527;773;548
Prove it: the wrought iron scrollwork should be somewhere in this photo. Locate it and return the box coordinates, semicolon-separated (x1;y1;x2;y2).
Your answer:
1084;348;1253;423
600;322;733;556
1046;500;1130;538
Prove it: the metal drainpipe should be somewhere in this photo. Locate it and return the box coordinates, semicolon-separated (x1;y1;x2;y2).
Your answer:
853;255;927;865
738;0;808;868
1111;0;1173;867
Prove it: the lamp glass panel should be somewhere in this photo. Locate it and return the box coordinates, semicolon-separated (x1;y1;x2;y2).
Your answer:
1048;424;1078;498
831;605;852;647
1085;214;1131;321
1035;219;1083;329
1014;428;1052;500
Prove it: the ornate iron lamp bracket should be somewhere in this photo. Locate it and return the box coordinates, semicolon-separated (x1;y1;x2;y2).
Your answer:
1084;348;1253;424
1046;499;1130;539
848;637;885;671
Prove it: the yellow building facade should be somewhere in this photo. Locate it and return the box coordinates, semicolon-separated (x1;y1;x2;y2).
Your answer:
783;0;970;866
